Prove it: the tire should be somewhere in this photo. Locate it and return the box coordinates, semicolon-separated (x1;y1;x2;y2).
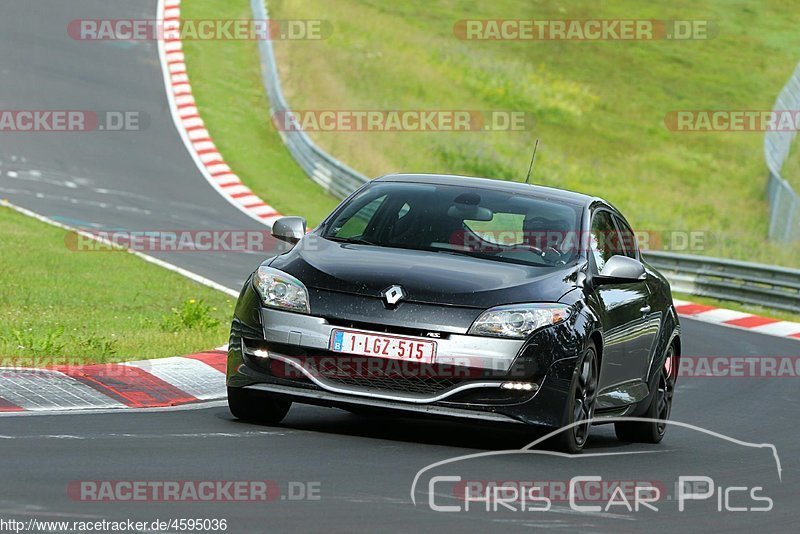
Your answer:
550;341;599;454
227;387;291;425
615;344;677;444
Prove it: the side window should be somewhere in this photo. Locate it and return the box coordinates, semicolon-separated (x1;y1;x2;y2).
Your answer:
590;210;622;272
332;195;387;238
613;215;638;260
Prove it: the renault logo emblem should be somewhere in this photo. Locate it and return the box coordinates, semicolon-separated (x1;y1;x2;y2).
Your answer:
382;285;406;306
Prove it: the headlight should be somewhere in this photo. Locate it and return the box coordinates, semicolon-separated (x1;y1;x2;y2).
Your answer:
468;303;571;339
253;265;310;313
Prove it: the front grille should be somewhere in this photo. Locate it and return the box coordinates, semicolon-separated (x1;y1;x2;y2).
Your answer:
291;355;474;396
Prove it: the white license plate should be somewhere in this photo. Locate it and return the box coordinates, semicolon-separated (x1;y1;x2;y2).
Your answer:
330;330;436;364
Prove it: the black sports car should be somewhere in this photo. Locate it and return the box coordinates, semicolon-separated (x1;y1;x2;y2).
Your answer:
226;174;680;453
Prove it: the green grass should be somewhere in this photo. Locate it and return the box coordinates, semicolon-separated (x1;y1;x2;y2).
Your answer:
183;0;800;264
212;0;794;268
0;205;235;364
180;0;340;226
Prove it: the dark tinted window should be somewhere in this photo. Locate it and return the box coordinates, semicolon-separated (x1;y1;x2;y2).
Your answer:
613;215;639;260
333;195;387;238
590;210;623;271
324;181;583;267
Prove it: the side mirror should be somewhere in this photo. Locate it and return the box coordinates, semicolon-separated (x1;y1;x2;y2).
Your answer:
595;255;646;284
271;216;306;245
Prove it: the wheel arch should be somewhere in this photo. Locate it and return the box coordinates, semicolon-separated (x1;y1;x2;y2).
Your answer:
668;330;682;381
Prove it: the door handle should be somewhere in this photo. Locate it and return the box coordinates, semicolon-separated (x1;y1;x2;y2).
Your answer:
639;305;651;314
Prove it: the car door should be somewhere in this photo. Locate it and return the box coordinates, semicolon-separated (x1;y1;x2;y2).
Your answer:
588;209;653;392
612;213;661;382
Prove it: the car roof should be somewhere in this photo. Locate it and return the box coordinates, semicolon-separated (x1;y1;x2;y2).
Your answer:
373;173;604;208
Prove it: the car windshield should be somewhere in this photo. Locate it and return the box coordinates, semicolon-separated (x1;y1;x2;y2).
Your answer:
322;181;584;267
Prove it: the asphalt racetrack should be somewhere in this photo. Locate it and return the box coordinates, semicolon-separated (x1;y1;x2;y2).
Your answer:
0;1;798;532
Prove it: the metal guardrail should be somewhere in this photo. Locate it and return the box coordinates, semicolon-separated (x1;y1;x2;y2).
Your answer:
764;63;800;242
251;0;800;314
644;251;800;313
251;0;369;200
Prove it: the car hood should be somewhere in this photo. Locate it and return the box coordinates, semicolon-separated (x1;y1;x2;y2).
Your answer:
269;236;578;309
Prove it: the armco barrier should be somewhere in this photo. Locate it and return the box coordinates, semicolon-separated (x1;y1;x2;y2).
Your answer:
644;251;800;313
764;63;800;242
251;0;369;200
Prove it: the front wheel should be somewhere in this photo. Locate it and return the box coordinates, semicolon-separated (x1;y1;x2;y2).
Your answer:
551;342;598;454
615;344;677;443
227;387;291;425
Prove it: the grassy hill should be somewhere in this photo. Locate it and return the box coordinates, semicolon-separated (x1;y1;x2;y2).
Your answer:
183;0;800;267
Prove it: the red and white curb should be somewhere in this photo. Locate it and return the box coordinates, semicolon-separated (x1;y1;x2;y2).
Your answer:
0;350;227;413
674;298;800;340
157;0;282;227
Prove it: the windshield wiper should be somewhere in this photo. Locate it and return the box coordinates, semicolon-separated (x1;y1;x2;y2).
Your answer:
431;248;476;257
325;236;379;246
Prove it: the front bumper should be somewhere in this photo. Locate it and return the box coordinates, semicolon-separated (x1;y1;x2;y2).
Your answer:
245;383;526;425
258;307;527;372
227;282;583;428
